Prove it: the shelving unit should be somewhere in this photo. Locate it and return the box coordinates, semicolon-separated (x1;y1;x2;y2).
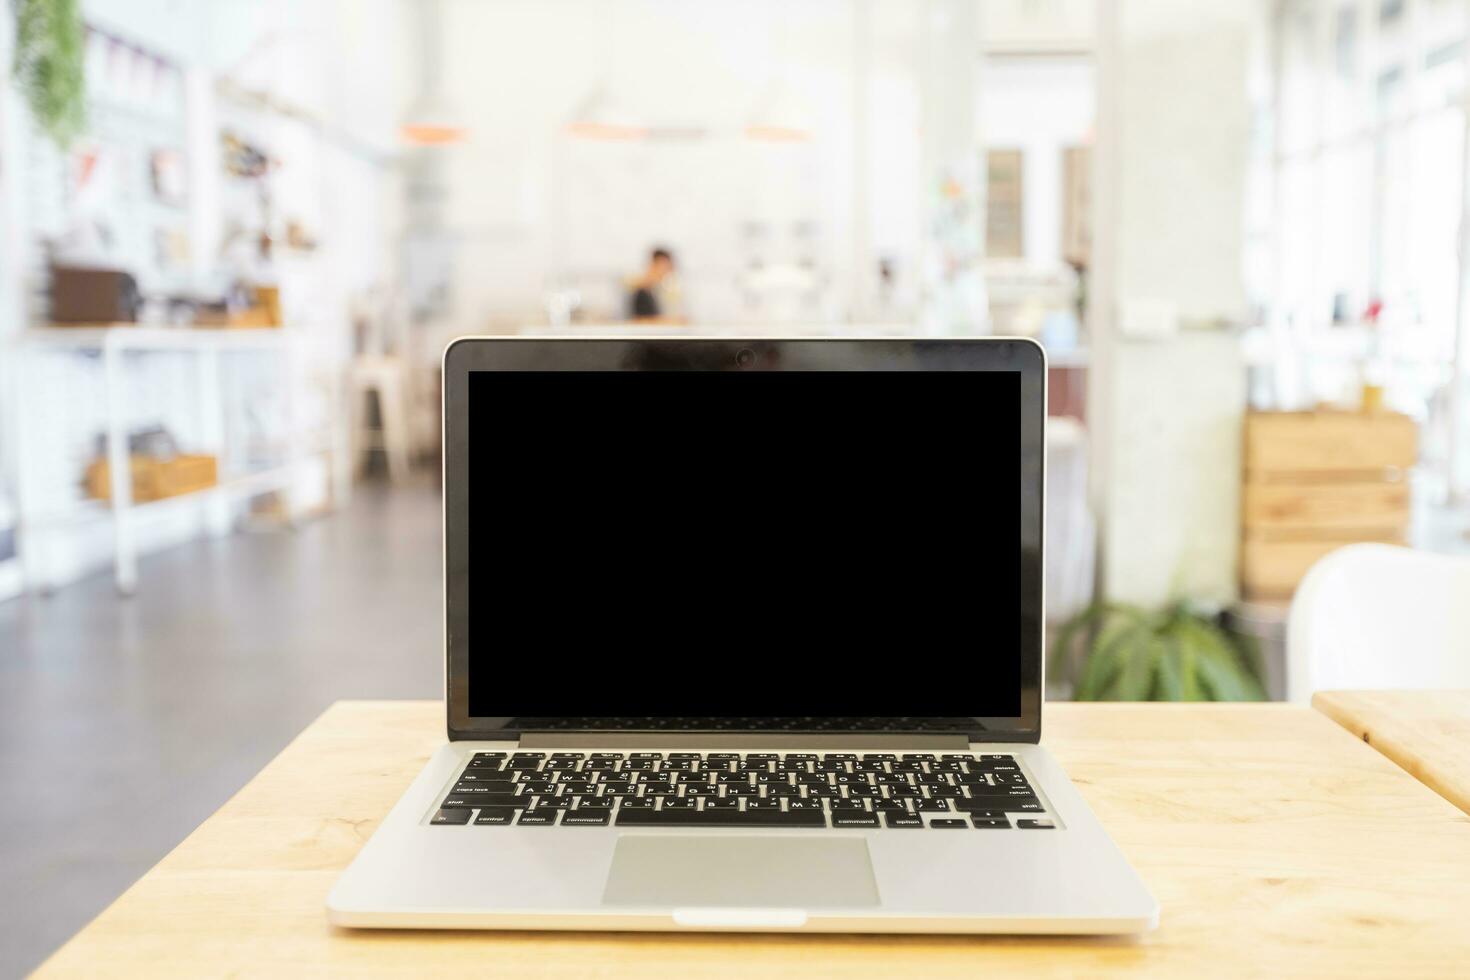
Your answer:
4;326;333;595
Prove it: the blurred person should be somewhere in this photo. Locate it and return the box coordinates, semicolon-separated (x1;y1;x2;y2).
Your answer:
626;247;683;323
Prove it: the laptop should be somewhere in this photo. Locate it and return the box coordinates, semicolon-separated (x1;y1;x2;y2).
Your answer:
328;337;1158;933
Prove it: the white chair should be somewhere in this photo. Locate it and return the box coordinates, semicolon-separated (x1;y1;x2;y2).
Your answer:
1286;543;1470;702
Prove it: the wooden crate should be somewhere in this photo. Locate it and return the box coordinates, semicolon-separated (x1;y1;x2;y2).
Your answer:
86;454;218;503
1240;411;1416;601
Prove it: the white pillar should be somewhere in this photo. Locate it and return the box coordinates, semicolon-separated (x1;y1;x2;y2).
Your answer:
1448;0;1470;502
1089;0;1254;607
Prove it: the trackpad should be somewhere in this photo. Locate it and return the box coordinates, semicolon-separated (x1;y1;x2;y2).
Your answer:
602;836;880;909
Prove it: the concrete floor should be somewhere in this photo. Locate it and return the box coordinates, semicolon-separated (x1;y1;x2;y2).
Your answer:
0;484;442;977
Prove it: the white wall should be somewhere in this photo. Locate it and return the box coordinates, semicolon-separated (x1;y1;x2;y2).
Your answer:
427;0;932;328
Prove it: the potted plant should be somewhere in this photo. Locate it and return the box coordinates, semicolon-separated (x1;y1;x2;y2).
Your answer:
1051;600;1265;701
12;0;86;146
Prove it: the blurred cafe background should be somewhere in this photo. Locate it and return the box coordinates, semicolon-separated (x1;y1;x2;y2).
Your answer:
3;0;1470;969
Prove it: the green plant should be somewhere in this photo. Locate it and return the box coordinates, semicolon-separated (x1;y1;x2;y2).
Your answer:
1051;601;1265;702
12;0;86;146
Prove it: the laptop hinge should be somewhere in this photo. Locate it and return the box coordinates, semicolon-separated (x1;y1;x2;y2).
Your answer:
518;732;971;750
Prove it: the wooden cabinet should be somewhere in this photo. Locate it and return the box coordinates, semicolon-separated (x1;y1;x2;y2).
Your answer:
1240;411;1416;600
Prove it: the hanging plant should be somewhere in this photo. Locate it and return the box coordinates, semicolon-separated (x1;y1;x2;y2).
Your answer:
12;0;86;146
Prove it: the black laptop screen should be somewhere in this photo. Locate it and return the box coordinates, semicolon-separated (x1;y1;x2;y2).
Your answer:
465;368;1023;722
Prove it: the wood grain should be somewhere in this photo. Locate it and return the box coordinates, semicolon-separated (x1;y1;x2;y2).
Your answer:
1243;411;1417;475
1314;690;1470;817
36;701;1470;979
1241;481;1410;532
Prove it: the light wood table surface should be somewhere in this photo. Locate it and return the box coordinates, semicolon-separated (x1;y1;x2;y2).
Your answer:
37;701;1470;978
1314;690;1470;816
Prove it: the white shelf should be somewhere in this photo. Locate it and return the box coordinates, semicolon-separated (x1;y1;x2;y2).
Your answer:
5;326;334;596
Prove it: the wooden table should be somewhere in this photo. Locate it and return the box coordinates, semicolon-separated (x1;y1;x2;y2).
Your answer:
37;702;1470;978
1314;690;1470;816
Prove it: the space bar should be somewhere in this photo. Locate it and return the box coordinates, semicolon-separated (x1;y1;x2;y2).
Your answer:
615;808;827;827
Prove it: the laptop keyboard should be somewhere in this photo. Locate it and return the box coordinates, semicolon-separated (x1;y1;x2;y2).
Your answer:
431;751;1052;829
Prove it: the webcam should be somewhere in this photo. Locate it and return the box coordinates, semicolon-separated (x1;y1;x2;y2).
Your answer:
735;348;756;369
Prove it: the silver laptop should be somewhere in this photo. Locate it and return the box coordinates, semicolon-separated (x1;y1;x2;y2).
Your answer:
328;337;1158;933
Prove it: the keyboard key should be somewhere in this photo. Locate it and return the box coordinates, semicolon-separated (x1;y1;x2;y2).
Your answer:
884;813;924;828
1017;819;1055;829
669;752;702;760
962;795;1043;812
576;796;614;809
972;818;1010;828
630;752;663;760
534;796;571;809
930;818;968;828
660;798;697;810
619;797;655;809
616;808;826;828
510;752;545;760
473;808;516;825
472;752;508;761
590;752;624;760
862;754;897;761
550;752;584;760
704;797;739;810
517;810;558;826
832;812;880;828
450;782;509;795
822;753;857;761
457;770;513;783
916;799;952;812
745;798;781;810
431;808;472;825
562;811;611;826
902;753;936;762
874;799;909;812
786;798;823;812
441;794;527;809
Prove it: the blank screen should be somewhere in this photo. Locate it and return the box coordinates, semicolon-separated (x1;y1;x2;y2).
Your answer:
467;370;1021;720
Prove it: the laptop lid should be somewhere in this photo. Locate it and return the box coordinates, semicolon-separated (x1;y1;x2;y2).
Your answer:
442;338;1045;742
